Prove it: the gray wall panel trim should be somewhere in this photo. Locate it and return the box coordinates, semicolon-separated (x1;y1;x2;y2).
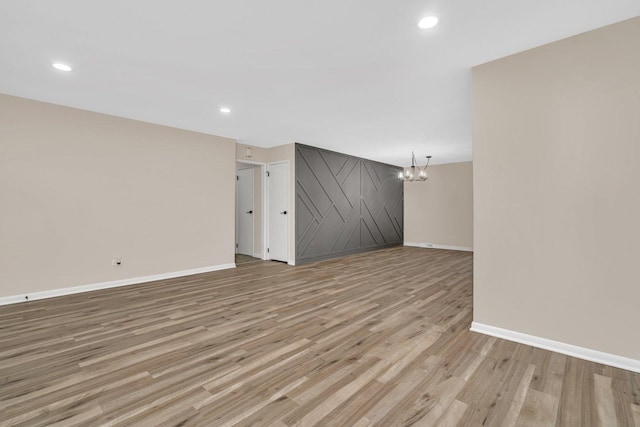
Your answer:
295;143;403;263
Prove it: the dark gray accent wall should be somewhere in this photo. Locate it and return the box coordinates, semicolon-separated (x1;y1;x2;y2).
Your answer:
295;143;403;263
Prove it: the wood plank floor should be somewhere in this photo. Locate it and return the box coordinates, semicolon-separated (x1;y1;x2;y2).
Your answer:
1;247;639;426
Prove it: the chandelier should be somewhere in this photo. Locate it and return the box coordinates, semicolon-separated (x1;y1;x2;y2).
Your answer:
399;152;431;181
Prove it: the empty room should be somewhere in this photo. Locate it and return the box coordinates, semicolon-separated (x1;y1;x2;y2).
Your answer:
1;1;640;426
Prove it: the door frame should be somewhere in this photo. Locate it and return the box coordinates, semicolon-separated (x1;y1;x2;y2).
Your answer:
267;160;291;264
236;160;267;260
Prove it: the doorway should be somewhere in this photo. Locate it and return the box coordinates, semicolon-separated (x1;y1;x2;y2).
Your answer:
267;161;289;262
235;161;267;265
235;167;254;256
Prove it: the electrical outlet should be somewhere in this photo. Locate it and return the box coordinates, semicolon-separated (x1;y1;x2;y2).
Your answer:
112;258;122;266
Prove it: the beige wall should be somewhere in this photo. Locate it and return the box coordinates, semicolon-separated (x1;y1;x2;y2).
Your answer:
236;142;296;263
404;162;473;249
473;17;640;360
236;143;270;164
0;94;236;299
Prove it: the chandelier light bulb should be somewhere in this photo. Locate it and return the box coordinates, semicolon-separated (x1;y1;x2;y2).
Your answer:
400;152;431;182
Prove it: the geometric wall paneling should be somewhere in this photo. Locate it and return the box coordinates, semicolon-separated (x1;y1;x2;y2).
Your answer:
295;143;403;263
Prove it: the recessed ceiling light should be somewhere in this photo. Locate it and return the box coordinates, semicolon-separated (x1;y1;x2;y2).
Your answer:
52;63;72;72
220;107;231;114
418;16;439;29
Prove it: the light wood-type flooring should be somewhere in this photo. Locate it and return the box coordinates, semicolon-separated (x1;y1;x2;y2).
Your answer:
235;254;262;266
1;247;639;426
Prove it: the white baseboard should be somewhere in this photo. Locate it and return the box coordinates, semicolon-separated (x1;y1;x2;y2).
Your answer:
0;263;236;307
288;260;296;266
253;252;262;259
471;322;640;374
404;242;473;252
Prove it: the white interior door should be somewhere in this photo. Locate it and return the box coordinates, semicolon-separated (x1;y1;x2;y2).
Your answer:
236;167;254;256
268;162;289;262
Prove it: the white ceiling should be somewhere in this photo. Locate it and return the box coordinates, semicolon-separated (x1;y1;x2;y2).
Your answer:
1;1;639;166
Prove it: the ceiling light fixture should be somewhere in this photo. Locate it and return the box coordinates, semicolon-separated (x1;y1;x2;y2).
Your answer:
220;107;231;114
399;152;431;182
52;63;72;72
418;16;439;29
